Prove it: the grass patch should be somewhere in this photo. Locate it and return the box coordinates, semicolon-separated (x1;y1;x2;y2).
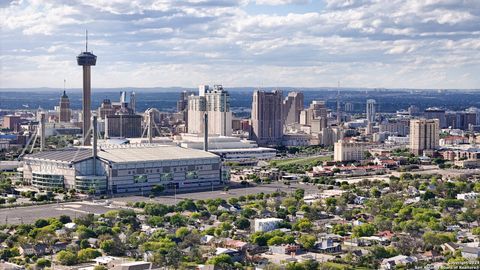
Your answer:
271;155;332;167
270;155;332;173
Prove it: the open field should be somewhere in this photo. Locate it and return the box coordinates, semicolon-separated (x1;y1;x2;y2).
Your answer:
271;155;332;167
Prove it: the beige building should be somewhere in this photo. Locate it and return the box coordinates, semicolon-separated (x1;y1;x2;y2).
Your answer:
334;140;366;162
251;90;283;145
300;100;328;131
59;91;71;122
188;85;232;136
409;119;439;156
283;92;304;126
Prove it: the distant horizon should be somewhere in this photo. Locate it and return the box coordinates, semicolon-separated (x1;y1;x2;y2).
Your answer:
1;86;480;92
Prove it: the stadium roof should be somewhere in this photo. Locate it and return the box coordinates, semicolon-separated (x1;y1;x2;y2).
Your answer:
24;148;92;163
97;145;218;163
24;145;218;164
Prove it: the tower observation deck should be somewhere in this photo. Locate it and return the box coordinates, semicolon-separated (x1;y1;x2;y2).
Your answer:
77;31;97;146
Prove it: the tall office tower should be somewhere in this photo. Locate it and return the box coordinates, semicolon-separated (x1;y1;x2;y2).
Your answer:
177;91;193;112
130;92;136;113
105;111;142;138
251;90;283;145
409;119;439;156
424;107;446;128
59;91;71;122
446;111;477;130
300;100;328;129
177;91;193;127
283;92;304;126
344;102;354;113
98;99;115;120
366;99;376;123
187;85;232;136
77;31;97;146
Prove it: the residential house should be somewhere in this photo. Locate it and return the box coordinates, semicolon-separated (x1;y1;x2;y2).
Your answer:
462;246;480;259
254;218;283;232
315;239;341;253
380;255;417;270
269;244;300;255
19;244;47;256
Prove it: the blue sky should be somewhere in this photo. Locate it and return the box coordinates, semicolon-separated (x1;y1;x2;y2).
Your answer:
1;0;480;89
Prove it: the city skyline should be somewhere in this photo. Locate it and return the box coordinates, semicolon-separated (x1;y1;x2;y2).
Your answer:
2;0;480;89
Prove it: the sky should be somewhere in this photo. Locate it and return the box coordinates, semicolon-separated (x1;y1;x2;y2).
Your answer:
1;0;480;89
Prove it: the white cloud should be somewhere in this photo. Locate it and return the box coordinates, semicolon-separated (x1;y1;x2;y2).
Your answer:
255;0;310;5
0;0;480;89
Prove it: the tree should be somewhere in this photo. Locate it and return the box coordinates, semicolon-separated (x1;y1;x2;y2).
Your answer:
267;236;286;246
294;189;305;201
251;233;268;246
34;218;49;228
151;184;164;195
294;219;313;232
57;250;78;265
78;248;101;262
80;239;90;249
421;190;436;200
352;223;376;238
298;235;317;250
207;254;233;266
100;239;115;254
36;258;51;269
234;218;251;230
59;215;72;224
175;227;190;239
423;232;455;248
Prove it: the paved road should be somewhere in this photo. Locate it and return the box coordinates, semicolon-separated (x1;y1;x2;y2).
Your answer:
0;201;118;225
110;182;311;205
0;183;312;225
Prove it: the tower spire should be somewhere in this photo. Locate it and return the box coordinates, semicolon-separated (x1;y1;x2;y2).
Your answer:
85;29;88;52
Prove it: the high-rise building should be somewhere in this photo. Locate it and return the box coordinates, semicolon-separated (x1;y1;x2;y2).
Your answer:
98;99;115;120
366;99;376;123
177;91;193;112
130;92;136;114
77;31;97;146
378;119;410;136
105;93;142;138
2;115;21;132
334;140;366;162
344;102;354;113
251;90;283;145
424;107;446;128
300;100;328;130
187;85;232;136
283;92;304;126
105;113;142;138
409;119;439;156
59;91;71;122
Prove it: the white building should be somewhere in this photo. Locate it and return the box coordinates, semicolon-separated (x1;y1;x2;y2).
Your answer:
177;134;276;165
254;218;283;232
456;192;479;200
366;99;376;123
334;140;367;162
188;85;232;136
